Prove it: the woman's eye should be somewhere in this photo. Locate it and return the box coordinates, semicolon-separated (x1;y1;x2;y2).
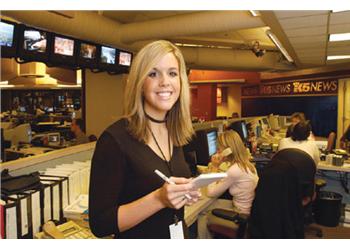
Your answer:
148;72;157;78
169;71;178;77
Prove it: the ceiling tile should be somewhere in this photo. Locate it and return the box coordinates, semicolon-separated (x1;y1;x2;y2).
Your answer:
329;23;350;34
274;11;329;19
278;14;328;29
289;35;327;44
330;11;350;25
284;26;327;37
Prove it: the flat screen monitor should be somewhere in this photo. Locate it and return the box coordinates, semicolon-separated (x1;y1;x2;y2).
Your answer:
228;120;248;142
193;128;218;166
0;19;18;58
118;51;132;66
18;25;51;62
54;36;74;56
50;34;77;67
77;41;98;69
207;131;217;157
101;46;116;64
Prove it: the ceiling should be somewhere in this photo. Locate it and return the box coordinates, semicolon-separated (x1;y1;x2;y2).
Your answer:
101;10;350;68
2;10;350;73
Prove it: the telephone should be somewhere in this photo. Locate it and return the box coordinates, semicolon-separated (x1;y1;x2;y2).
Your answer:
36;220;97;239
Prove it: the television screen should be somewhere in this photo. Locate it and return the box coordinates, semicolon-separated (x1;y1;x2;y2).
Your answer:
101;46;116;64
119;51;132;66
0;21;14;47
80;42;96;59
207;131;217;157
54;36;74;56
23;29;47;53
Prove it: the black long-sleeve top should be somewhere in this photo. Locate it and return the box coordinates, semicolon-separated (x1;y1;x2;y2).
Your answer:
88;118;191;239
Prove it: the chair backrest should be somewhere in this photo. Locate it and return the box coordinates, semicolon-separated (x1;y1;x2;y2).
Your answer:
248;148;316;239
326;132;336;152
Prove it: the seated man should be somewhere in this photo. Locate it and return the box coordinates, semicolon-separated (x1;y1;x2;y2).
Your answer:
279;121;320;165
70;118;89;145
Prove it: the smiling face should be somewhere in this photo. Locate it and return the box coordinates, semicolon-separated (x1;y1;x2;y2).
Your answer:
142;52;181;119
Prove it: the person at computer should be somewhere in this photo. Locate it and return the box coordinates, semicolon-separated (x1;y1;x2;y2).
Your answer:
89;40;201;239
70;118;89;145
286;112;306;138
279;120;320;165
197;130;259;239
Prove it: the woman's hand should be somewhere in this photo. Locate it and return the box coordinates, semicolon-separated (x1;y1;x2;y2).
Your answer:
156;177;201;209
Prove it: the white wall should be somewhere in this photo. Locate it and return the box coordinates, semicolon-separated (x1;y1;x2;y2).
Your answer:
217;84;241;118
85;71;127;138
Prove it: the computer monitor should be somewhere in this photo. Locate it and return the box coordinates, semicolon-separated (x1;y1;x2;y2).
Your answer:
191;128;217;166
228;120;248;143
50;34;77;67
47;132;60;146
269;115;280;130
77;41;98;69
18;25;51;63
0;19;19;58
4;123;32;146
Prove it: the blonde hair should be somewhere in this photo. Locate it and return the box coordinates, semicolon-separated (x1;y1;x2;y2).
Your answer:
218;130;256;174
123;40;194;146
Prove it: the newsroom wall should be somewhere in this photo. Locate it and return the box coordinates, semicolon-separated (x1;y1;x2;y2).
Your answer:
217;85;242;118
85;70;127;138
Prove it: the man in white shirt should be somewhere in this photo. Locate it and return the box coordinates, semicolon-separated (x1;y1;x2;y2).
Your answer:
279;121;320;165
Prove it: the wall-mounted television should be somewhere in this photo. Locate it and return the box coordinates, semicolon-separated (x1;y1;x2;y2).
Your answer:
98;45;119;72
76;41;98;69
0;19;19;58
50;34;77;67
117;50;133;73
18;25;52;63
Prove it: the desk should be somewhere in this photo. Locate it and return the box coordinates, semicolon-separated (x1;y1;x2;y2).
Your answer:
5;146;54;161
318;161;350;173
184;194;217;226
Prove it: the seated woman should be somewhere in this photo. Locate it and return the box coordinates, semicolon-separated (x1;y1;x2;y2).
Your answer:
197;130;259;238
279;121;320;165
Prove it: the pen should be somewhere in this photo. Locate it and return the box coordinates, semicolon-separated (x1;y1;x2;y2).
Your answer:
154;169;192;200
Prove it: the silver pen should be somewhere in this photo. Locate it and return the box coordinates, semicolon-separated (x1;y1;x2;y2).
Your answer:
154;170;192;200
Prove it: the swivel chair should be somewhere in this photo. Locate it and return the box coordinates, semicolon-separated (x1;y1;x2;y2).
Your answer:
208;148;317;239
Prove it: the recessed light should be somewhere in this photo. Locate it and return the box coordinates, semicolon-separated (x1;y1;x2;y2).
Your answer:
327;55;350;60
329;33;350;42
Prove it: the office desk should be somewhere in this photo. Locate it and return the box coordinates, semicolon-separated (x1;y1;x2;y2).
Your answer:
5;146;54;161
318;161;350;173
185;193;217;227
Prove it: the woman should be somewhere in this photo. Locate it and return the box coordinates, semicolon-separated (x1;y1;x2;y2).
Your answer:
89;40;200;239
198;130;259;238
278;120;320;165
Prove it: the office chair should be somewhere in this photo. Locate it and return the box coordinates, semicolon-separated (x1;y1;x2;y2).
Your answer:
208;148;317;239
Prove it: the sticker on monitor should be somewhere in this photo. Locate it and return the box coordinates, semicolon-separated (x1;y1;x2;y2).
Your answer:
24;29;47;53
54;36;74;56
101;46;116;64
0;21;14;47
119;51;132;66
80;43;96;59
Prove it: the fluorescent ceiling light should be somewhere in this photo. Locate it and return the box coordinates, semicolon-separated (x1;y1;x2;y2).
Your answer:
332;10;349;13
249;10;260;17
329;33;350;42
327;55;350;60
266;30;294;63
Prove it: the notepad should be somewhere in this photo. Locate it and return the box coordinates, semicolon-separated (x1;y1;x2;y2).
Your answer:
191;173;227;189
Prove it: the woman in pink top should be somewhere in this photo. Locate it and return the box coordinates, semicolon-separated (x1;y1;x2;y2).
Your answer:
197;130;259;238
